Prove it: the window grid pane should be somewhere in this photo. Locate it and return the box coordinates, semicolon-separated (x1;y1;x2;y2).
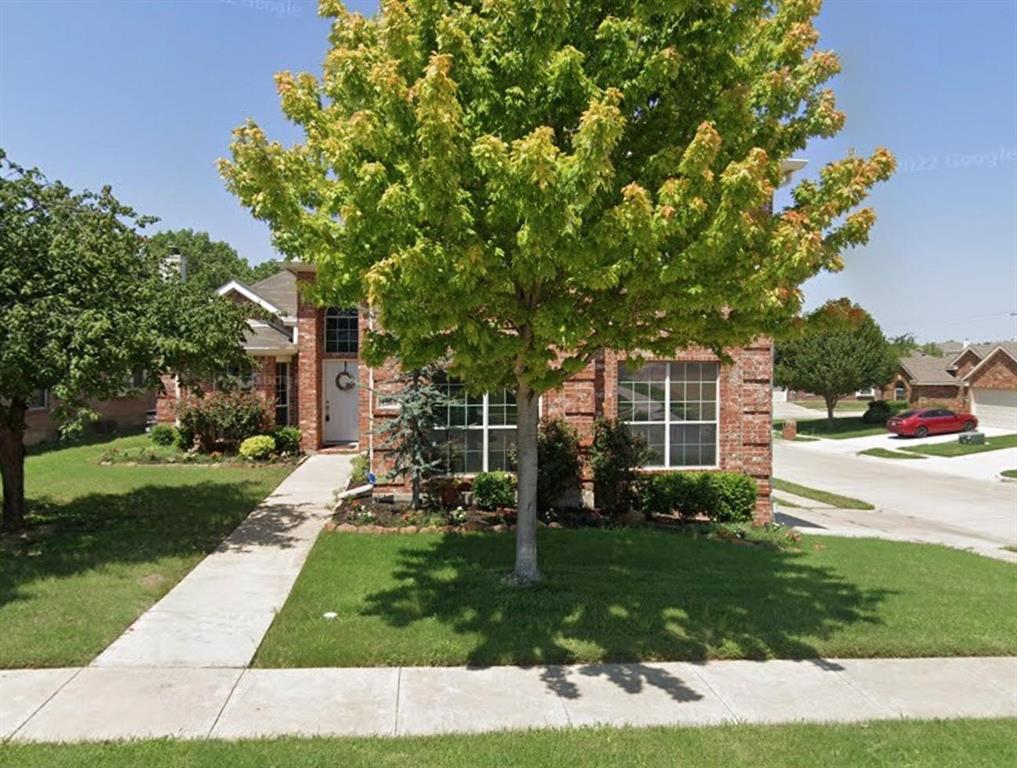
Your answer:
434;378;517;473
619;361;718;468
324;308;359;354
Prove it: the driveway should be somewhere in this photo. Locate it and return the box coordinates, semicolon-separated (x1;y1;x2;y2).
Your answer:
774;441;1017;560
790;427;1017;482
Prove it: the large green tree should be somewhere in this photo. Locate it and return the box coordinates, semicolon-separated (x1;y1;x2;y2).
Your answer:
146;229;280;295
775;299;897;424
0;153;250;531
221;0;893;582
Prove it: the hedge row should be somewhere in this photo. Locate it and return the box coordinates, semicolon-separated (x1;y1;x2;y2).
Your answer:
638;471;757;523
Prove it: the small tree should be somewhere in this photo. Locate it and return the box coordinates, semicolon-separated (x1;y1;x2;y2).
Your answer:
222;1;893;582
0;153;249;530
775;299;897;426
375;366;448;509
536;417;581;512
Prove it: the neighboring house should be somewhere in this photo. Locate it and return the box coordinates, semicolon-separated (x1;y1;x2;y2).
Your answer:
156;263;776;520
25;385;156;446
881;342;1017;429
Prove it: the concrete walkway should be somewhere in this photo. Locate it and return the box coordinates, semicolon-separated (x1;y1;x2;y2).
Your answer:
91;454;352;668
3;657;1014;742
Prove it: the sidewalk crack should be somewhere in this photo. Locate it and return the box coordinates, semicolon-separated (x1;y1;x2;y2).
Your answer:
208;668;246;738
392;667;403;736
6;667;84;743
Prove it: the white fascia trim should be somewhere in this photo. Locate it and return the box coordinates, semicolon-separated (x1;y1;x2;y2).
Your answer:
217;281;284;316
961;346;1017;382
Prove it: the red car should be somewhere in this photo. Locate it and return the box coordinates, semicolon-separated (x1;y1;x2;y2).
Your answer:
886;408;978;438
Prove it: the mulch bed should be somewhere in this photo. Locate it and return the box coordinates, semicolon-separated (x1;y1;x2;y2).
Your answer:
328;495;622;535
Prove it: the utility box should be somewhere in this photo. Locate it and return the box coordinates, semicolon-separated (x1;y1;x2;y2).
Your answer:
959;431;986;445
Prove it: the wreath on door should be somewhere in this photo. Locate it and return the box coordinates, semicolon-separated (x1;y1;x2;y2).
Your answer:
335;366;356;391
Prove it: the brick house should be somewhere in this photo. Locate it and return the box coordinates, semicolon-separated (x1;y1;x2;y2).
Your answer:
881;342;1017;429
157;263;774;521
25;386;156;446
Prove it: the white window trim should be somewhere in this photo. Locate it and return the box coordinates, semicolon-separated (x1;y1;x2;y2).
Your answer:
27;389;49;411
438;389;516;474
274;361;291;426
620;362;721;471
323;307;359;355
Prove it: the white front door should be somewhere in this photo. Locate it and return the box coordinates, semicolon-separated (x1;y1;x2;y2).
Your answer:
323;360;359;443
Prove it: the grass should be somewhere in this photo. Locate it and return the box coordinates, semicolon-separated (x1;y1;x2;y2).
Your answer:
253;528;1016;668
770;479;875;510
0;434;291;668
2;720;1015;768
858;447;927;460
773;430;820;443
796;398;871;413
900;433;1017;458
772;495;804;508
1003;469;1017;479
773;416;886;440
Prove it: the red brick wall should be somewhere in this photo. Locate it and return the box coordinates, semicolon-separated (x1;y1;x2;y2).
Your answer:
365;342;773;522
25;393;155;446
967;352;1017;390
601;343;773;522
952;349;982;379
296;274;323;451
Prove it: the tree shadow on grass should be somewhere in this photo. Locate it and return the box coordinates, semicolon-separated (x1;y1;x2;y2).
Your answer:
360;529;893;699
0;479;299;610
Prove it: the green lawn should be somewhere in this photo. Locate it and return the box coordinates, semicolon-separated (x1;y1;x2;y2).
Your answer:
3;720;1014;768
0;434;291;668
900;433;1017;458
858;447;927;460
796;398;871;413
1003;469;1017;479
772;495;804;508
773;416;886;440
253;528;1016;668
770;479;875;510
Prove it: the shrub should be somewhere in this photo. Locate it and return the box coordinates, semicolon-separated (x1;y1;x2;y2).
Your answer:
639;471;757;523
472;471;516;510
861;399;910;424
349;453;370;487
424;477;467;509
537;417;582;511
149;424;178;446
175;390;270;453
174;423;195;450
239;434;276;460
590;419;650;513
272;426;302;455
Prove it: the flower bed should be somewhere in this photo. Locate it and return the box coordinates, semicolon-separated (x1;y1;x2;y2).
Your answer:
328;494;800;549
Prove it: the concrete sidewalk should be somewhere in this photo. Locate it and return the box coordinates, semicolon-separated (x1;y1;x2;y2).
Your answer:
91;454;352;668
3;657;1014;742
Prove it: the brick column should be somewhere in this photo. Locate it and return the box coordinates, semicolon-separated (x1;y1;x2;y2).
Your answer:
296;275;322;451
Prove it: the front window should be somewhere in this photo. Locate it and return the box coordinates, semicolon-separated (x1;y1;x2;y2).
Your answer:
894;383;907;401
27;389;49;410
275;362;291;426
618;361;719;468
324;308;358;355
432;377;517;473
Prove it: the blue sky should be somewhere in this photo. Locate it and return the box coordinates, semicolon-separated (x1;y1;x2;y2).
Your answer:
2;0;1015;342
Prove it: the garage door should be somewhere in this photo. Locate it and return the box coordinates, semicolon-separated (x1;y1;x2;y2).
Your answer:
971;388;1017;430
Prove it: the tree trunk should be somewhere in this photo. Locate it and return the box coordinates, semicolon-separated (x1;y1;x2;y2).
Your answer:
512;381;541;584
0;404;27;532
411;473;421;510
824;394;838;429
